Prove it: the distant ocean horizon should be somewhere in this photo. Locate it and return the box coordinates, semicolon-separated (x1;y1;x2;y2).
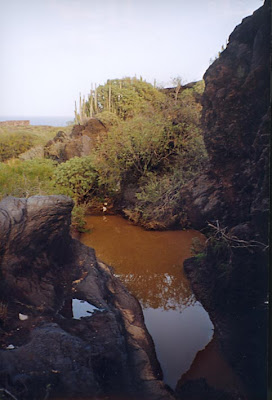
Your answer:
0;116;74;127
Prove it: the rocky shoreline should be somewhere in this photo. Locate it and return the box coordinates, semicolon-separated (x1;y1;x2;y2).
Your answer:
0;195;174;400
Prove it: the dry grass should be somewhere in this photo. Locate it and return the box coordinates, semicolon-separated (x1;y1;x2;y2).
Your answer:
0;125;72;147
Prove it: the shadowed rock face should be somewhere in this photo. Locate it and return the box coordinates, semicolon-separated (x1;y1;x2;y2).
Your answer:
0;195;174;400
182;0;270;237
44;119;107;162
179;3;269;400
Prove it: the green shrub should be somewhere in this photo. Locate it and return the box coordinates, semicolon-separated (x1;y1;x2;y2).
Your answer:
97;111;119;127
134;170;184;225
54;156;98;204
94;77;166;120
93;113;177;192
194;252;206;263
71;204;90;232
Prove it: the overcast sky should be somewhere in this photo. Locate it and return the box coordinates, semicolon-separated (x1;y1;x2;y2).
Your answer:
0;0;263;117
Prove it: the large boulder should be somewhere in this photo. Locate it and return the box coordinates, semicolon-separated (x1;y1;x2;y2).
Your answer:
44;118;107;162
0;195;174;400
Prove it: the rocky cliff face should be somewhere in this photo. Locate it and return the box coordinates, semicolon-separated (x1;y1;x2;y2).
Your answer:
182;0;270;239
180;2;270;399
44;118;107;162
0;196;174;400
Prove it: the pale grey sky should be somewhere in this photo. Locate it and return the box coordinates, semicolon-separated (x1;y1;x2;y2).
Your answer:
0;0;263;117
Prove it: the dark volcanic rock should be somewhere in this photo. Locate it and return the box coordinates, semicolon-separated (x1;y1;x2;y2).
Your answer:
179;2;270;400
0;195;174;400
44;118;107;162
182;1;270;236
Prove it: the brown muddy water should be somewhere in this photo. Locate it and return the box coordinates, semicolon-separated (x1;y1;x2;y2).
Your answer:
80;215;214;390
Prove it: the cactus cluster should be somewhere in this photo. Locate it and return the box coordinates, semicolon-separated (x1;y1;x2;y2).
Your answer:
74;83;99;124
74;77;159;124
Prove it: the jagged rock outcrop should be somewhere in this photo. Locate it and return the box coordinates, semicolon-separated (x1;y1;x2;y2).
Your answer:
182;0;270;239
0;195;174;400
44;118;107;162
179;2;270;400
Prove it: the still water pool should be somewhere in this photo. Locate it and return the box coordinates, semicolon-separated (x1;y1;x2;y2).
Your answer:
80;215;213;389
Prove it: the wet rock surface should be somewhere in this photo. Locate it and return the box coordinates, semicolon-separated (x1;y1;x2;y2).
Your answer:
0;195;174;400
44;118;107;162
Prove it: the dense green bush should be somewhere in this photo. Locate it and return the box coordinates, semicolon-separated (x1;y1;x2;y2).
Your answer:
95;77;166;120
71;204;90;232
54;156;98;204
92;113;177;192
96;111;119;127
134;171;183;226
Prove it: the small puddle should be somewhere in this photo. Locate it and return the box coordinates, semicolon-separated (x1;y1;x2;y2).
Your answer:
72;299;103;319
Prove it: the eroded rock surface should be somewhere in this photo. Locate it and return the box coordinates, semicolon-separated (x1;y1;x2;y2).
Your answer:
0;195;174;400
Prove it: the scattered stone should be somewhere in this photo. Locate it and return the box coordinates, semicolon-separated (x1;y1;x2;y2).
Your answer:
18;313;28;321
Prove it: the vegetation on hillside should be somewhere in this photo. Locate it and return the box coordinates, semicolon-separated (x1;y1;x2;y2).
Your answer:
0;159;58;198
73;78;207;228
0;77;207;230
75;77;165;123
0;125;71;162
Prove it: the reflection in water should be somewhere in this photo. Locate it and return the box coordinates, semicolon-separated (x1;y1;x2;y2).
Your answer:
120;272;195;311
72;299;104;319
143;304;213;389
80;215;203;311
80;215;213;389
178;336;246;394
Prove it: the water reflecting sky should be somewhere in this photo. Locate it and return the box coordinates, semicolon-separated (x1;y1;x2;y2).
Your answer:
80;215;213;389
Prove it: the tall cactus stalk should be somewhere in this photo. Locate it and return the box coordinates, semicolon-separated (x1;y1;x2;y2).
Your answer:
90;91;93;118
94;83;98;113
108;82;112;111
74;101;80;124
79;93;83;121
82;95;86;121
